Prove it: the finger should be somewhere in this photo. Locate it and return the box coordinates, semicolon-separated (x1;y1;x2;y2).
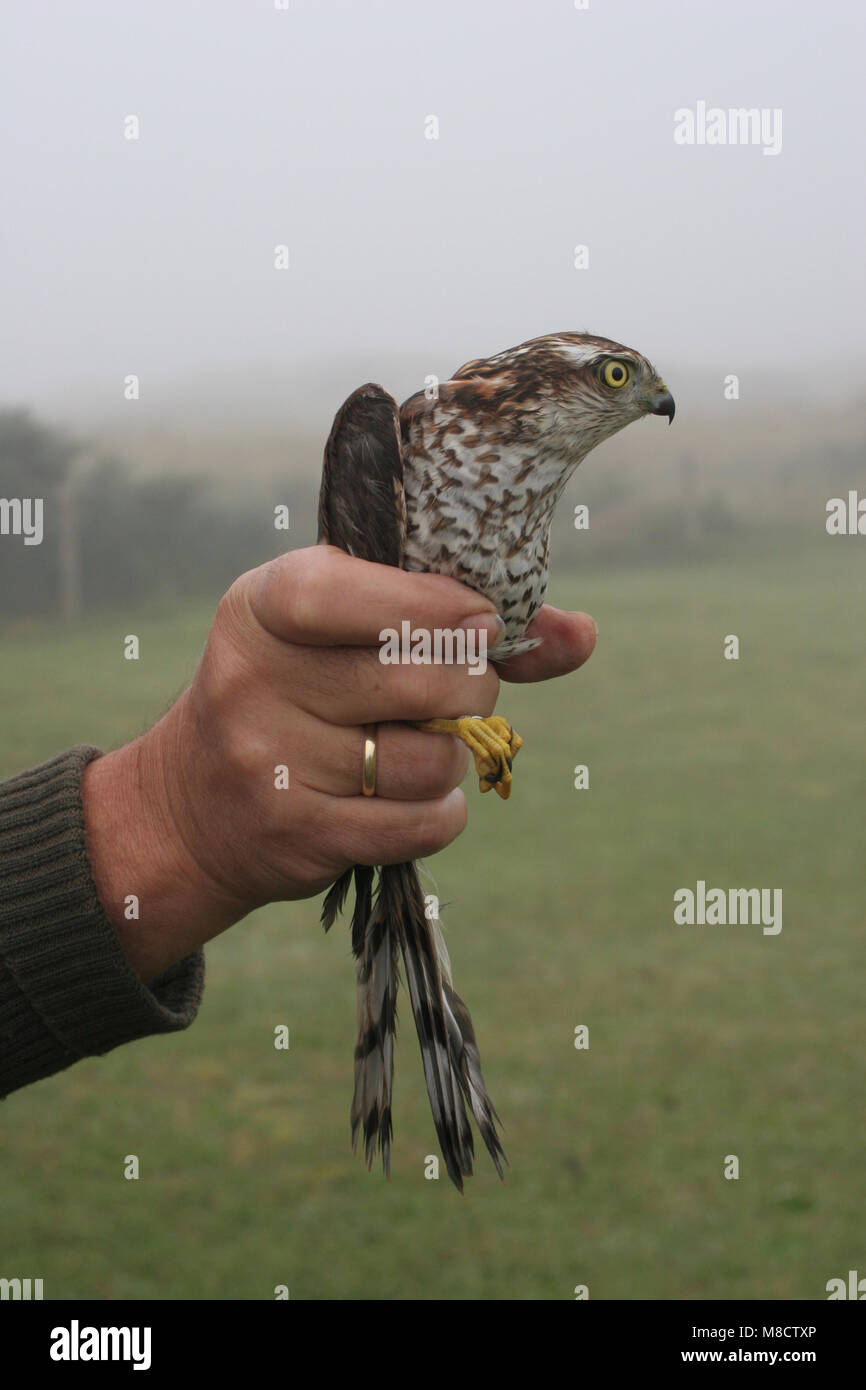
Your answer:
243;545;502;647
308;785;469;869
495;606;597;683
288;717;472;800
262;640;501;726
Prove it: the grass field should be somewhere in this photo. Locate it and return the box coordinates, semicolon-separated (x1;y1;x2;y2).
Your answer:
0;539;863;1300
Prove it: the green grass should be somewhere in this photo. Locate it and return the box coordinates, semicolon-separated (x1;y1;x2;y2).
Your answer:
0;538;863;1300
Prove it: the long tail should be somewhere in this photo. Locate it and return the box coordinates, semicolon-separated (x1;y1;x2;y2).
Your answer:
322;861;506;1191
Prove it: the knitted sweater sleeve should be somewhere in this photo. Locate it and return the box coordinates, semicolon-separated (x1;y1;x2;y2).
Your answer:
0;745;205;1099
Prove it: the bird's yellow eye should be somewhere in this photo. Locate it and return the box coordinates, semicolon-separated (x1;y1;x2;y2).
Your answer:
601;359;631;389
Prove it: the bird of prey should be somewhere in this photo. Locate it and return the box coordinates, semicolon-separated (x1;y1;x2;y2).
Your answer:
317;331;674;1190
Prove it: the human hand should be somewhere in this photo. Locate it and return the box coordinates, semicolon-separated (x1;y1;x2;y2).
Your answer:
83;545;596;982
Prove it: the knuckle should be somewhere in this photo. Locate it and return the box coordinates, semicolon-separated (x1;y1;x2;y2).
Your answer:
429;663;500;719
467;667;500;717
400;662;439;721
223;725;276;788
200;608;256;721
215;575;253;643
282;546;341;641
420;738;468;798
416;796;466;857
392;661;499;723
281;564;319;641
375;659;434;722
403;796;466;860
338;794;465;868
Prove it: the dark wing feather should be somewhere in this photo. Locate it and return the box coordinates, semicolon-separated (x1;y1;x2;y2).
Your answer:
317;383;405;565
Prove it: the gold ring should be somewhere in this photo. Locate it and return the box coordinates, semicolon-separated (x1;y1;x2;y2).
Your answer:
362;724;377;796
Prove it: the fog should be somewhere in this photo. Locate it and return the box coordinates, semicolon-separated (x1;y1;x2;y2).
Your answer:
2;0;864;436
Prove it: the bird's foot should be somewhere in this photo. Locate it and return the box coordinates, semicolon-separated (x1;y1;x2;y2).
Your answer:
416;715;523;800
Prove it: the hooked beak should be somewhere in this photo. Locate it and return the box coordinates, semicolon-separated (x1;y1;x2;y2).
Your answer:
648;384;675;424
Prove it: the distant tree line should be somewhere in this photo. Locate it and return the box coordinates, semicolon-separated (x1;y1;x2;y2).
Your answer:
0;409;305;623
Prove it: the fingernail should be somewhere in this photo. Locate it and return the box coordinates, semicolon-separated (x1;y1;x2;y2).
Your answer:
458;612;505;640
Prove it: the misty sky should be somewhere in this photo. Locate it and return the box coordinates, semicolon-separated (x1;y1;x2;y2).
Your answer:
2;0;864;426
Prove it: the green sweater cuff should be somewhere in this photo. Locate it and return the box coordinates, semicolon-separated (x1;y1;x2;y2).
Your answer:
0;745;205;1099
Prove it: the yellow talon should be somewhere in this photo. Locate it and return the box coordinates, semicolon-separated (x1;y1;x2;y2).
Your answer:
416;715;523;800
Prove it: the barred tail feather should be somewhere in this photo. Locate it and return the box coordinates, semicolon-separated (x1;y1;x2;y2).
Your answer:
383;862;505;1191
442;980;507;1180
350;882;399;1175
323;861;506;1190
322;865;397;1172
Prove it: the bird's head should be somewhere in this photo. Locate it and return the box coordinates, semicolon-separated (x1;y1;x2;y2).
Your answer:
445;330;674;468
547;331;674;424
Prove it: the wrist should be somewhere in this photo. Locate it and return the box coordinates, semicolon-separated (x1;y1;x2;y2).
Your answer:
82;701;249;983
